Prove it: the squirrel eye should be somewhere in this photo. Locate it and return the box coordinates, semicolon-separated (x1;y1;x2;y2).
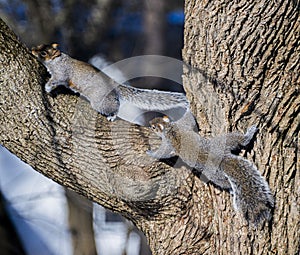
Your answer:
157;123;164;131
40;51;47;57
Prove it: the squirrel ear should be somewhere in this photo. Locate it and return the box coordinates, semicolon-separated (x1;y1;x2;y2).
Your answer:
162;116;170;123
52;43;59;49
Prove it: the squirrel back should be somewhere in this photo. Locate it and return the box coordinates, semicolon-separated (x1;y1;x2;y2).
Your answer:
32;43;190;122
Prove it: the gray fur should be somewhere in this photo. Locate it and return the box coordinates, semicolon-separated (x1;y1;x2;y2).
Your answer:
32;44;189;121
148;111;274;225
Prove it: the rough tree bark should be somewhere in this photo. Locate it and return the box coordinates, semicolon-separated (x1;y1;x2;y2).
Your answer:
0;0;299;254
0;19;192;255
182;0;299;254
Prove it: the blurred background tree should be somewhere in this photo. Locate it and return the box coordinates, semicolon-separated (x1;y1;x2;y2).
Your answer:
0;0;184;254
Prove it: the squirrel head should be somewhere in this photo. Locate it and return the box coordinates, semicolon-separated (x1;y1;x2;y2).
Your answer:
149;115;171;134
31;43;61;62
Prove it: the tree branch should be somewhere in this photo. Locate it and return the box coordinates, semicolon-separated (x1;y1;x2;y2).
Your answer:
0;18;192;225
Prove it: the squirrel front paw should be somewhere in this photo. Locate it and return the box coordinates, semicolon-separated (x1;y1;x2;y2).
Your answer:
45;80;66;93
45;82;57;93
146;149;176;159
146;150;161;159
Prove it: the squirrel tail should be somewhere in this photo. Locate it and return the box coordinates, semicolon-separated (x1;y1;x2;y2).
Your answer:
118;85;189;110
221;155;274;226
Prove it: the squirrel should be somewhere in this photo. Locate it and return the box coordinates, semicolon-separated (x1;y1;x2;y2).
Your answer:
31;43;189;121
147;111;274;225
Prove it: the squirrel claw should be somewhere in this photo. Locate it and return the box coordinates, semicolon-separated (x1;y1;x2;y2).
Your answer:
106;114;117;121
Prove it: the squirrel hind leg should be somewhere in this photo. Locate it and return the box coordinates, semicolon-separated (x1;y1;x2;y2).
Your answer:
106;114;117;121
240;125;258;147
223;125;258;152
90;92;120;121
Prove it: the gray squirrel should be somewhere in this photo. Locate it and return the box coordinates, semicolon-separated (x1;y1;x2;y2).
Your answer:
31;43;189;121
147;111;274;225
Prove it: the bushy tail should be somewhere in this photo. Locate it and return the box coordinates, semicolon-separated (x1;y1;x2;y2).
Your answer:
221;155;274;226
118;85;189;111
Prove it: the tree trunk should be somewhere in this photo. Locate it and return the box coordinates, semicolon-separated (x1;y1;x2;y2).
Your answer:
143;0;165;56
182;0;299;254
66;190;97;255
0;0;299;252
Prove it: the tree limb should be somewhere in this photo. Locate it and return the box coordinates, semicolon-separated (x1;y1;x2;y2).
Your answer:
0;18;193;236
